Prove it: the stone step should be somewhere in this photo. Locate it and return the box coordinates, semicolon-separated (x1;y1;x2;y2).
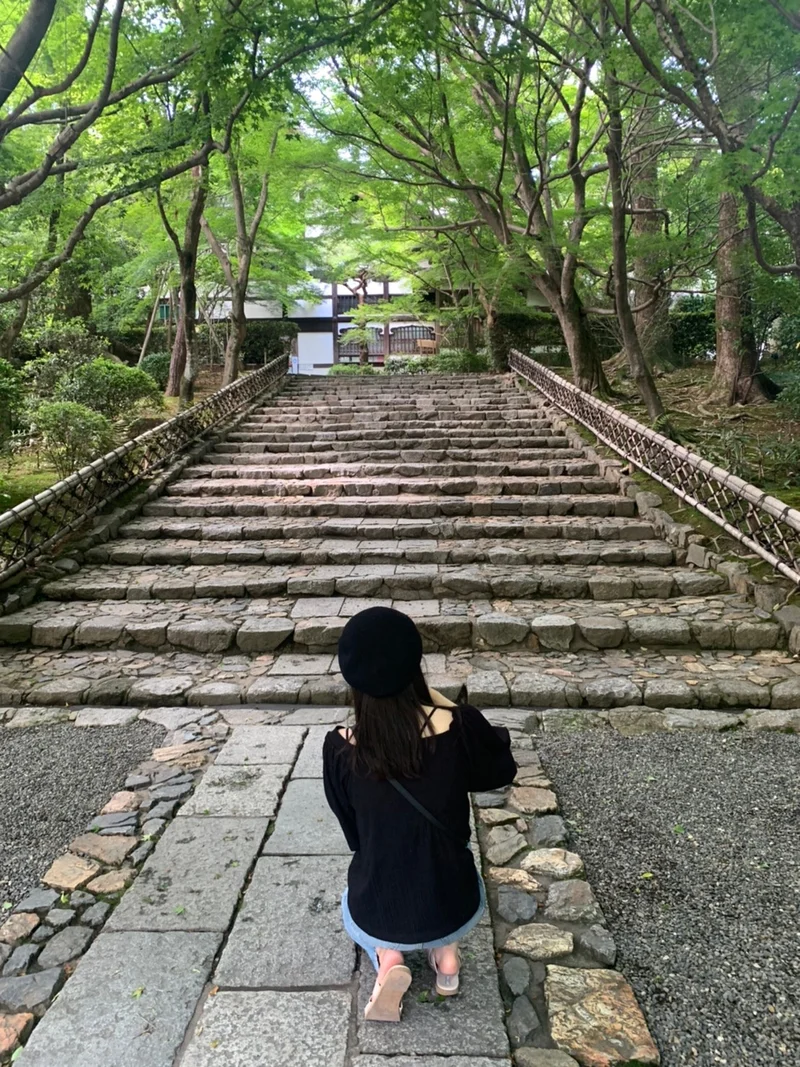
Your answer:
210;445;586;462
283;377;514;390
1;647;797;712
226;428;571;445
42;563;717;603
164;475;615;498
239;411;552;426
0;593;782;654
276;382;519;398
224;432;573;450
142;493;637;519
117;514;658;543
251;394;547;408
273;393;531;405
188;459;601;480
90;536;675;568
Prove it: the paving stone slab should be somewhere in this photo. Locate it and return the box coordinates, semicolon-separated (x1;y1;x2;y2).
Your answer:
73;707;140;727
139;707;205;730
180;990;350;1067
353;1060;508;1067
291;725;331;777
178;763;290;818
268;653;335;674
18;931;220;1067
108;817;267;932
215;855;354;987
263;778;351;855
357;923;508;1057
281;705;348;725
214;724;305;765
6;707;74;728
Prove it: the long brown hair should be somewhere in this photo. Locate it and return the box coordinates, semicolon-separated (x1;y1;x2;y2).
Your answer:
348;668;436;780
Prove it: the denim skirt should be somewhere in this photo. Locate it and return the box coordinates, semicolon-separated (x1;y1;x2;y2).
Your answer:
341;872;487;972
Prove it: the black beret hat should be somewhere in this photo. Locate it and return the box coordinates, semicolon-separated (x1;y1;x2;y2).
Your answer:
338;606;423;698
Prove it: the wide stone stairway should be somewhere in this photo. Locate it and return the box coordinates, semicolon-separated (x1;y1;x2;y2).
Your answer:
0;371;795;717
2;372;799;1067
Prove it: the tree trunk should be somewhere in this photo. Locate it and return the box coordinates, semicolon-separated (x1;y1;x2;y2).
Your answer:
166;312;186;396
713;193;770;405
161;167;207;404
139;278;164;364
178;268;199;407
484;308;506;371
222;287;247;385
630;118;674;368
0;0;58;109
61;278;92;321
546;285;609;394
180;318;195;406
358;289;369;365
606;85;665;419
0;295;29;362
166;288;177;352
466;316;477;354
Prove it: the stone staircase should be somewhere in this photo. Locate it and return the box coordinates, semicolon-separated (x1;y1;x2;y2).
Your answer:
1;372;798;723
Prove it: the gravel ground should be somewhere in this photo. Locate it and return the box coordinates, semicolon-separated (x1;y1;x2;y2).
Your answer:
537;730;800;1067
0;722;165;904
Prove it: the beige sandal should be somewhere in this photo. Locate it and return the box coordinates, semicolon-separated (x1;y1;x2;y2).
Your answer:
427;947;461;996
364;964;412;1022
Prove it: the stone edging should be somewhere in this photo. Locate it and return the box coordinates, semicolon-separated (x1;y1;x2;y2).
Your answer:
481;733;661;1066
0;709;231;1063
2;700;800;738
0;375;287;618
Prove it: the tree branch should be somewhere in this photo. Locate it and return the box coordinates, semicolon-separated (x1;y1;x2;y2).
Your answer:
0;141;216;303
0;0;58;109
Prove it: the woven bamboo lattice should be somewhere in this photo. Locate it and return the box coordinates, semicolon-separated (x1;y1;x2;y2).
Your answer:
0;354;289;582
510;349;800;585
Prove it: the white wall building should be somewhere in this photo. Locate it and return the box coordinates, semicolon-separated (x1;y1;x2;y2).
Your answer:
220;278;437;376
215;276;550;375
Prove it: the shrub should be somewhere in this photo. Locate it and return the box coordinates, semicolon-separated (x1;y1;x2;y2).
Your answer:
241;320;300;364
669;295;716;365
19;321;111;392
385;355;429;375
31;320;109;363
0;359;23;448
429;348;490;373
139;351;172;390
31;401;115;478
56;358;162;419
24;351;94;399
777;363;800;419
328;363;378;376
773;314;800;362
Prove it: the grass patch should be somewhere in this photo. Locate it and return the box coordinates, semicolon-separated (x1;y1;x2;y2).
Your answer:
1;455;59;510
603;361;800;505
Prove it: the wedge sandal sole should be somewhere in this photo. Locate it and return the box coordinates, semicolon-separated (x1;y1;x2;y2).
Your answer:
364;964;413;1022
428;948;461;996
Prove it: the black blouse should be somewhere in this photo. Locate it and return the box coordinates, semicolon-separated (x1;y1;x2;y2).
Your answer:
322;704;517;944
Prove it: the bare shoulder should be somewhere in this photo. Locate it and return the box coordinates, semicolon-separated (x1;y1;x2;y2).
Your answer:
336;726;356;744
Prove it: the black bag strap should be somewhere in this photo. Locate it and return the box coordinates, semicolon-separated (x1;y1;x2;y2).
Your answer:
388;778;469;847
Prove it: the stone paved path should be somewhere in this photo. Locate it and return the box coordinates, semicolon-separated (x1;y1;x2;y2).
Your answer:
19;716;511;1066
2;372;799;1064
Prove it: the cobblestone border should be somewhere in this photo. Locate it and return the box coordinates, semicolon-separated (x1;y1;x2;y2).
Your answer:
517;381;800;655
481;733;661;1065
2;699;799;737
0;710;232;1063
